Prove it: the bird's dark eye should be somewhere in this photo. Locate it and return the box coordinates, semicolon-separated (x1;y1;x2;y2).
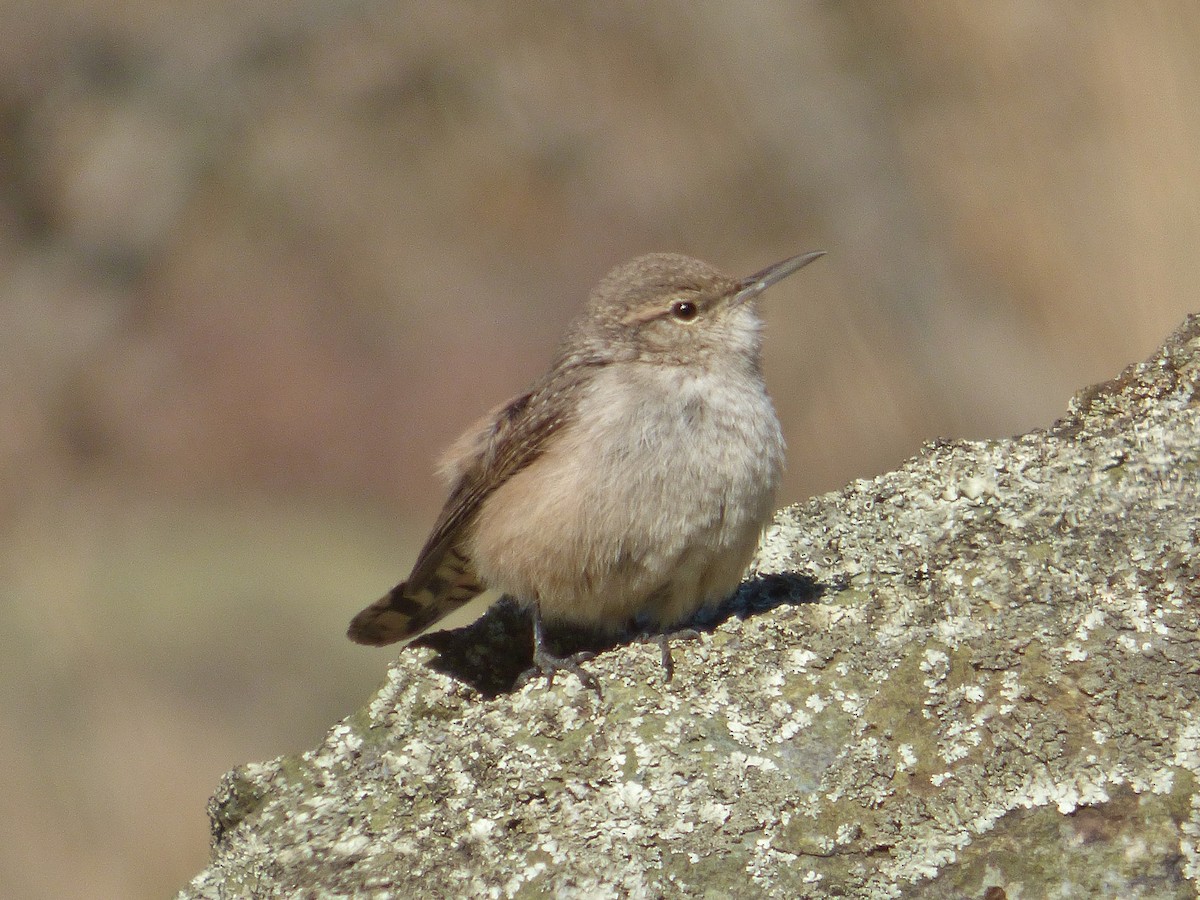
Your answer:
670;300;698;321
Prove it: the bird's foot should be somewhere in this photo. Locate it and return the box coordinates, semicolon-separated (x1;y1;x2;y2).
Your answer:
517;607;602;697
517;646;601;697
640;627;702;682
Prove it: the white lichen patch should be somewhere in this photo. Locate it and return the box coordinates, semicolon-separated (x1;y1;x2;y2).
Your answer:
788;648;821;670
331;833;370;856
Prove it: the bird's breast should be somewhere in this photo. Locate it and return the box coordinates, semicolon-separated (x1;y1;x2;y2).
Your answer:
465;360;784;625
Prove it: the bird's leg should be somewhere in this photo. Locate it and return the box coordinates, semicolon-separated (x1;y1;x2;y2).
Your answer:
643;627;703;682
517;604;602;697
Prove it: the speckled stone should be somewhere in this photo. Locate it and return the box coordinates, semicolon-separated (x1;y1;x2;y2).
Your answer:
181;315;1200;900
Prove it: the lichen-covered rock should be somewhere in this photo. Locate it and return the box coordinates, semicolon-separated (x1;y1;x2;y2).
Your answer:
181;316;1200;899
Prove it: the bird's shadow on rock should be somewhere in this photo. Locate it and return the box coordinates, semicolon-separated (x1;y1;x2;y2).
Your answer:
412;572;838;698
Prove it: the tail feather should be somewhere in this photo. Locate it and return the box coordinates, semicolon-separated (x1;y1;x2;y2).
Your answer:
347;550;484;646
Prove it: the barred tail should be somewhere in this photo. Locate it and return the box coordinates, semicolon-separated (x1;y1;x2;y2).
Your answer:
347;551;484;646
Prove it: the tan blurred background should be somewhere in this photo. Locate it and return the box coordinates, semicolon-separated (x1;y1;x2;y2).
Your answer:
2;3;1198;897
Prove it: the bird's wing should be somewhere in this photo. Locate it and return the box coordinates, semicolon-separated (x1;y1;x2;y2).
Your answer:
347;366;592;646
406;385;572;590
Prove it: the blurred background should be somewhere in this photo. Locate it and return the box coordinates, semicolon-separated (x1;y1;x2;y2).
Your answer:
2;2;1197;897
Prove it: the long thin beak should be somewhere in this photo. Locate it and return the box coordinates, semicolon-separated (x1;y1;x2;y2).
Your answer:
734;250;826;303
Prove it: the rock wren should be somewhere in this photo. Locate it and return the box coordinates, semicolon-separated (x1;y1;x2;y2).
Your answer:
348;250;824;691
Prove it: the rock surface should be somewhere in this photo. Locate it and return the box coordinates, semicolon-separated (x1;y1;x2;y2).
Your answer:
181;316;1200;899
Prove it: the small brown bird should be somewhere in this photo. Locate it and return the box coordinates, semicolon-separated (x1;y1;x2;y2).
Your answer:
348;250;824;691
